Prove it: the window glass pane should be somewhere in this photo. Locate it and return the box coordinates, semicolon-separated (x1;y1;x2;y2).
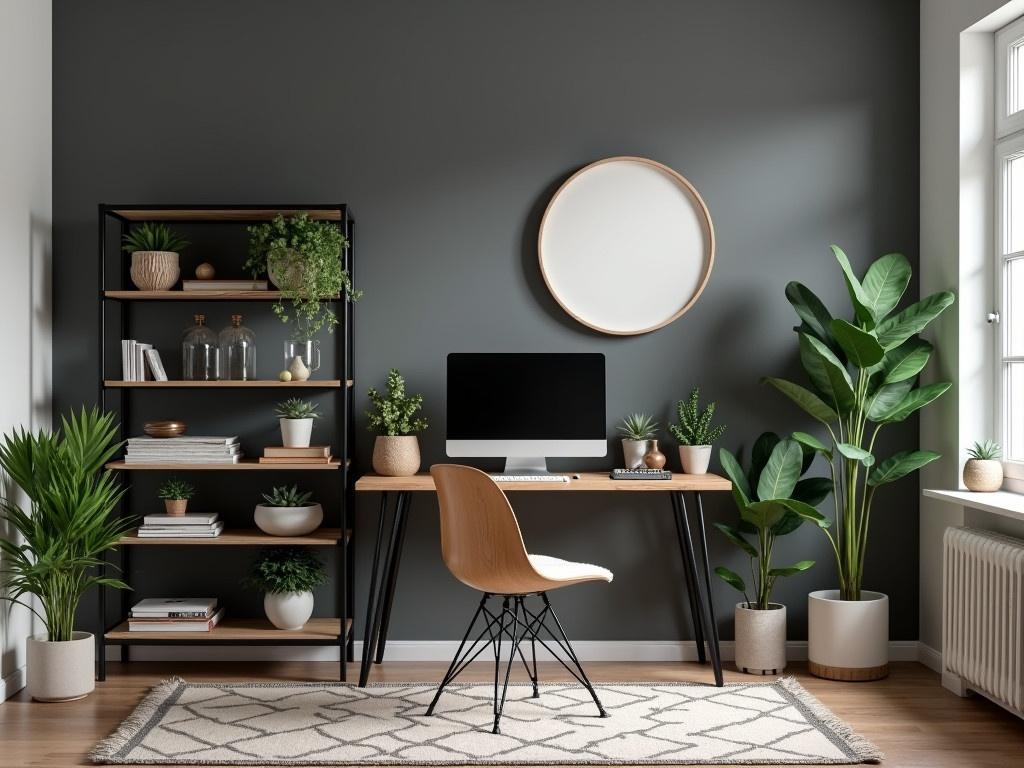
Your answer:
1007;155;1024;253
1007;257;1024;357
1007;363;1024;462
1013;40;1024;115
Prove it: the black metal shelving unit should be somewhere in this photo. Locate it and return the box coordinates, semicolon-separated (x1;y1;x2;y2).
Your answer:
96;204;355;681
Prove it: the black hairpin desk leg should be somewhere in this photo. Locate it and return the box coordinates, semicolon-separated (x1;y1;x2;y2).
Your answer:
676;490;723;687
671;492;706;664
376;494;412;664
359;492;390;686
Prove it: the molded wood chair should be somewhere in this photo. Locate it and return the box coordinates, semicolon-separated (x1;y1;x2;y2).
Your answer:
426;464;613;733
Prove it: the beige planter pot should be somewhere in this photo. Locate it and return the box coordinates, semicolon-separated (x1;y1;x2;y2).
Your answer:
164;498;188;516
735;602;787;675
963;459;1003;492
808;589;889;681
130;251;180;291
678;444;712;474
27;631;95;702
372;435;421;476
621;439;651;469
254;503;323;536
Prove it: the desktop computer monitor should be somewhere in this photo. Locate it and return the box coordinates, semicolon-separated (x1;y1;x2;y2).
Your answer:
446;352;607;474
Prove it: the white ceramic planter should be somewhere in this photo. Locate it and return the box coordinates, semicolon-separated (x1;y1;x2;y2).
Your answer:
963;459;1003;492
27;631;95;702
264;590;314;630
621;439;651;469
808;589;889;681
280;417;314;448
254;503;323;536
372;435;421;476
734;602;787;675
679;445;712;474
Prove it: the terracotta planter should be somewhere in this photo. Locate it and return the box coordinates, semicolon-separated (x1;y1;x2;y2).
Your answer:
164;498;188;516
808;589;889;681
372;435;421;476
280;417;314;448
621;439;651;469
27;632;95;702
963;459;1003;492
678;445;712;474
735;602;787;675
129;251;180;291
254;503;323;536
264;591;314;630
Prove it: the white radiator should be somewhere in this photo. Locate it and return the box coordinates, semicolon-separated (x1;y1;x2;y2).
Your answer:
943;526;1024;717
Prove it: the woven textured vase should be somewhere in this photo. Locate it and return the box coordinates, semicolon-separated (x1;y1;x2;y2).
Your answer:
372;435;421;476
130;251;180;291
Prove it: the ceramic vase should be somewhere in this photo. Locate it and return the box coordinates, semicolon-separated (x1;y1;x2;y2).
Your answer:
372;435;421;476
679;444;712;474
280;417;314;448
621;439;650;469
254;503;323;536
264;591;314;630
963;459;1003;492
644;440;667;469
129;251;180;291
808;589;889;681
26;632;95;702
734;603;787;674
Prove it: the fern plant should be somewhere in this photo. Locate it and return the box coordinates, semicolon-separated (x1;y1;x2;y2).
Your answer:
367;369;427;436
158;478;195;501
121;222;190;253
275;398;320;420
669;387;726;446
261;485;313;507
966;440;1001;460
618;413;658;441
245;548;326;594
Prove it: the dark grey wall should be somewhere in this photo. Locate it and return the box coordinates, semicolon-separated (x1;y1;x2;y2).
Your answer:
54;0;921;642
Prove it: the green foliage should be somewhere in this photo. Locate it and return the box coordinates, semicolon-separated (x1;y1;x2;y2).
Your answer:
617;413;658;441
967;440;1002;460
261;485;313;508
275;398;320;420
764;246;953;600
121;222;190;254
158;478;195;500
668;387;726;446
0;407;133;641
245;212;361;340
366;369;427;436
245;547;326;594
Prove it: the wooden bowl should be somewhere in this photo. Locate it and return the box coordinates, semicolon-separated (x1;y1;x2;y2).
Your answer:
144;420;186;438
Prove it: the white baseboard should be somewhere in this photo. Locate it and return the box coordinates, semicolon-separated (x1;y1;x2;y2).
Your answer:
917;642;943;673
1;666;26;701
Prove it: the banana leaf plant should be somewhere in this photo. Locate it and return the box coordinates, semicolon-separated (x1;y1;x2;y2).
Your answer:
715;433;832;610
763;246;954;601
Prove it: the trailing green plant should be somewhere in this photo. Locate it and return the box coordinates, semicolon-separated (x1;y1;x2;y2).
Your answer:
0;407;132;642
245;212;360;340
669;387;726;446
121;222;190;254
157;478;195;501
714;433;832;610
967;440;1001;460
763;245;954;600
367;368;427;436
245;547;326;594
618;413;658;441
261;485;314;508
274;398;320;420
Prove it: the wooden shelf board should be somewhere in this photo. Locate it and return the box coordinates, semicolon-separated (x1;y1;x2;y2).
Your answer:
118;527;349;546
107;458;342;471
105;617;350;642
104;290;340;301
105;379;345;388
110;208;342;222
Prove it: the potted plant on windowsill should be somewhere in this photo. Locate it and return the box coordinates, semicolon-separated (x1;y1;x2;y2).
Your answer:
245;547;327;630
0;408;132;701
122;222;189;291
715;433;831;675
367;368;428;477
669;387;726;474
963;440;1003;492
254;485;323;537
617;413;659;469
764;245;954;681
275;397;320;448
157;478;195;516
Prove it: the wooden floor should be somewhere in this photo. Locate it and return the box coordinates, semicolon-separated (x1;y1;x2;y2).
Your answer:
1;660;1022;767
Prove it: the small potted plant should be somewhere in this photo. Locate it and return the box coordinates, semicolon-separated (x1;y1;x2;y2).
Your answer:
122;222;189;291
617;413;658;469
715;434;831;674
669;387;726;474
275;397;320;448
245;547;327;630
254;485;323;537
157;478;195;516
963;440;1003;492
367;368;427;476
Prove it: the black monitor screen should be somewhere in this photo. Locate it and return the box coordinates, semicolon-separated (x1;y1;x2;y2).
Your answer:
446;353;606;440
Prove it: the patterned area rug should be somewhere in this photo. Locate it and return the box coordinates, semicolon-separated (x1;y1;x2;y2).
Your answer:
91;678;882;765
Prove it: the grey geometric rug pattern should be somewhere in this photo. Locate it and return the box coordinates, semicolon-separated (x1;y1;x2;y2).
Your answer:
91;678;882;765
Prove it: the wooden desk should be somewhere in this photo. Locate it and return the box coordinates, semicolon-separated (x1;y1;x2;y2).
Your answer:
354;471;732;688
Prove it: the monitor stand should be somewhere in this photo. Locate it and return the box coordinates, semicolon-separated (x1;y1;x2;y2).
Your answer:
501;456;551;475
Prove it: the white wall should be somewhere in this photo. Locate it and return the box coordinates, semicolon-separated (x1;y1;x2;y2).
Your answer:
0;0;52;700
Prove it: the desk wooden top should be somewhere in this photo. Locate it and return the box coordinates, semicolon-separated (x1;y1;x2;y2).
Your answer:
354;471;731;492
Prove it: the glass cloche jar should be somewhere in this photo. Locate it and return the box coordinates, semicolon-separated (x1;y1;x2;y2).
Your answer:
181;314;219;381
219;314;256;380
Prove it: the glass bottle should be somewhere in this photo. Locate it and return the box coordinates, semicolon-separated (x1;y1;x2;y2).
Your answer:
181;314;219;381
219;314;256;380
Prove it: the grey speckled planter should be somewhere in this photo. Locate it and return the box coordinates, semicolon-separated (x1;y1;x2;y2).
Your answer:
27;631;95;701
372;435;421;476
734;602;786;675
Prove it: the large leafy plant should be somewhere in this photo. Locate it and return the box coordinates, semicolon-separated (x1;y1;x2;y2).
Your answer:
763;246;954;600
0;408;132;642
715;433;830;610
367;369;427;436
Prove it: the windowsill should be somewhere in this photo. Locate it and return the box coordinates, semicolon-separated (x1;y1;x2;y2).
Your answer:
923;488;1024;520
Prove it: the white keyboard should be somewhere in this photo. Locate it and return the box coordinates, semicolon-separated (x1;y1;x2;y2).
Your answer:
490;474;571;483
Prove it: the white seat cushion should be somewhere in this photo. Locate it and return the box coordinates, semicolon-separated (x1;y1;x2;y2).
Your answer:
528;554;613;583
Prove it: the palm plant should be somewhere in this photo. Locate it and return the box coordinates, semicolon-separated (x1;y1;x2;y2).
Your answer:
617;413;658;441
763;246;954;600
0;407;132;642
121;222;190;253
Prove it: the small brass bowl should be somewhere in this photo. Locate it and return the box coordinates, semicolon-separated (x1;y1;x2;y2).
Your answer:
144;420;186;438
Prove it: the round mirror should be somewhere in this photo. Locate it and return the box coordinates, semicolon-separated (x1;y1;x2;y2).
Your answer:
538;156;715;335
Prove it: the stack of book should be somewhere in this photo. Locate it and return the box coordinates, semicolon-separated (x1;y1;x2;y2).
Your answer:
258;445;333;465
120;339;168;381
128;598;224;632
137;513;223;538
125;436;243;464
181;279;268;292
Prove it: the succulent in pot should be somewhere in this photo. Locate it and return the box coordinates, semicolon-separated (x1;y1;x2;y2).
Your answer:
245;547;327;630
617;413;658;469
275;397;320;448
669;387;726;474
157;478;195;516
963;440;1003;492
367;368;427;476
254;484;323;537
122;222;189;291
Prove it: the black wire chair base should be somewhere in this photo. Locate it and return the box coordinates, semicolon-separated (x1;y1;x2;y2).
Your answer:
425;592;608;734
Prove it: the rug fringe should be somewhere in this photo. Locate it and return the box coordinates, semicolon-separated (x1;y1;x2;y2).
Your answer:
89;676;185;764
777;677;884;764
